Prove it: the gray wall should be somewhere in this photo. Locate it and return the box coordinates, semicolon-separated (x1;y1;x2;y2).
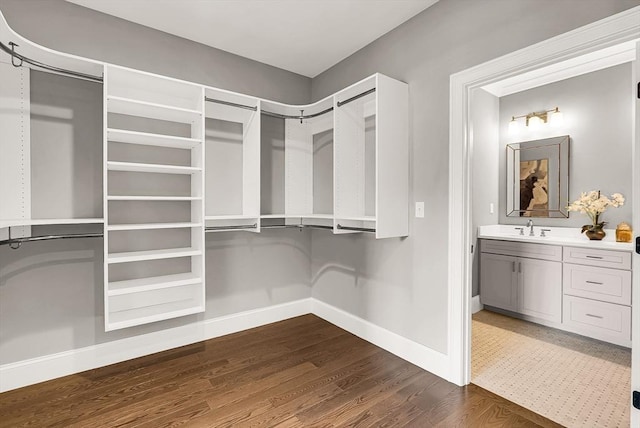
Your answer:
471;89;500;297
0;0;637;364
498;64;633;228
310;0;639;354
0;0;312;364
0;0;310;104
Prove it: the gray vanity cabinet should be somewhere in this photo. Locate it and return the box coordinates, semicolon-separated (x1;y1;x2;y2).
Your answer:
480;240;563;324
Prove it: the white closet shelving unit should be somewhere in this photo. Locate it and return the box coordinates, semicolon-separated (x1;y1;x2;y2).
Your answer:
1;7;410;332
203;88;261;232
103;65;205;331
334;74;409;239
260;95;336;230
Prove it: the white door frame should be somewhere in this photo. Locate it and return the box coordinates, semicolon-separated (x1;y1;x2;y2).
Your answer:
447;6;640;394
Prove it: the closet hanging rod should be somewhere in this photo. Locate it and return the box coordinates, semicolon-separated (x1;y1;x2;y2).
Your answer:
204;97;257;111
261;224;333;230
336;224;376;233
0;41;104;83
261;106;334;121
0;232;103;250
337;88;376;107
205;223;258;232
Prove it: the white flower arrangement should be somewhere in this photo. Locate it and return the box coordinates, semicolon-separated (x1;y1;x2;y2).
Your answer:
567;190;625;229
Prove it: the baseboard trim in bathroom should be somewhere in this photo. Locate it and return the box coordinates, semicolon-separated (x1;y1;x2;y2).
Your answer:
471;295;483;314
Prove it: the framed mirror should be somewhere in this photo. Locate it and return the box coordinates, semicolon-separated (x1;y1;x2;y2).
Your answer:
506;135;570;218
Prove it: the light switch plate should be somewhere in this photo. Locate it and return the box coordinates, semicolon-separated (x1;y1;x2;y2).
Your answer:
415;202;425;218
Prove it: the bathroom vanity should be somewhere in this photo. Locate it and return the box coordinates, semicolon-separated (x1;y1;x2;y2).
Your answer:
478;225;633;347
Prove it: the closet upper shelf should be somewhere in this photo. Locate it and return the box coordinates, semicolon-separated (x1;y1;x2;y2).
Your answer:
0;218;104;229
107;129;201;149
107;161;201;175
107;97;202;124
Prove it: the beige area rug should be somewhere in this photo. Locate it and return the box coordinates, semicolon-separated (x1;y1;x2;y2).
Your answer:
472;310;631;428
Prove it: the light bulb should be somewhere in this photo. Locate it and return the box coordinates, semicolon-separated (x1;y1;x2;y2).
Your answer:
528;115;542;130
508;117;520;134
549;108;564;127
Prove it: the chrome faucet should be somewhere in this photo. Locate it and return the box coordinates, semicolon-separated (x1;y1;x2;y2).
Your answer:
526;219;534;236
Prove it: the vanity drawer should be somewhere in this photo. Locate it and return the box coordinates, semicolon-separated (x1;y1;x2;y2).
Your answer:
562;246;631;270
480;239;562;261
563;295;631;347
563;263;631;305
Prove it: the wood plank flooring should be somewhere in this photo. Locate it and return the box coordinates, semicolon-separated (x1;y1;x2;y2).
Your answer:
0;315;562;427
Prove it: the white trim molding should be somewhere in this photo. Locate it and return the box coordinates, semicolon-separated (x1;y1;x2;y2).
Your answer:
448;6;640;387
0;298;452;392
312;300;450;381
0;298;313;392
471;295;483;314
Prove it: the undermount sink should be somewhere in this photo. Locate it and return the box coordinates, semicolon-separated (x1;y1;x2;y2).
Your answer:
477;224;633;251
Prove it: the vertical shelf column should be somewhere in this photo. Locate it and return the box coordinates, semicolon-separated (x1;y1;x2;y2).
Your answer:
103;65;206;331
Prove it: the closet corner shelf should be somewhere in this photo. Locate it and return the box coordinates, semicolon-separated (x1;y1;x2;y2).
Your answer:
107;196;202;201
0;218;104;228
107;247;202;264
107;128;201;149
107;96;202;124
107;222;202;231
205;215;259;221
108;272;201;296
336;216;376;222
107;161;201;175
259;214;334;220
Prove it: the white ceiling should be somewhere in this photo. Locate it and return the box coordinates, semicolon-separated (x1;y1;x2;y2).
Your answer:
66;0;437;78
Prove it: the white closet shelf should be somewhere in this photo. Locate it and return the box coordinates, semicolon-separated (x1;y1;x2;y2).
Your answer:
107;161;201;175
336;216;376;222
107;300;204;330
107;222;202;231
259;214;334;219
107;247;202;264
107;128;201;149
107;96;202;124
0;218;104;228
205;215;259;220
108;272;202;296
107;196;202;201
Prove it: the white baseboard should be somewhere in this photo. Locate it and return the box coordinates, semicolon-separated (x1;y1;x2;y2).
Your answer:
1;297;453;392
0;298;313;393
312;300;450;381
471;295;483;314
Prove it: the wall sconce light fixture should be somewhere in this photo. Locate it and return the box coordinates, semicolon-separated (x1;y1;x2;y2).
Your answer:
508;107;563;133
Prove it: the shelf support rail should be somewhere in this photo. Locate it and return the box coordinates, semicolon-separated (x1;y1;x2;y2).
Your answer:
0;41;104;83
205;223;258;232
0;228;104;250
336;224;376;233
336;88;376;107
204;97;257;111
261;106;334;121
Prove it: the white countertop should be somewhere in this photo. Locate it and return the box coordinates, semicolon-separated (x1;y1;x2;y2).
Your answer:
478;224;634;252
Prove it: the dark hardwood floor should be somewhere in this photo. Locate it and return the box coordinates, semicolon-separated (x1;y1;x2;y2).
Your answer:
0;315;562;427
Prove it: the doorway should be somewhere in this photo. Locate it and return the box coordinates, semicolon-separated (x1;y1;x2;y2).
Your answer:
447;6;640;427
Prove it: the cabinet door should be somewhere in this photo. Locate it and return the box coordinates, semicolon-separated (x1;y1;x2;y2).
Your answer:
480;253;518;312
518;258;562;323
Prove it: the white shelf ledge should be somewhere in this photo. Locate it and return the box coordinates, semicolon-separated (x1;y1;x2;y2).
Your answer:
107;247;202;264
108;272;202;296
0;218;104;228
106;300;204;330
107;196;202;201
107;161;201;175
107;128;201;149
107;96;201;124
336;216;376;222
107;222;202;231
205;215;259;220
